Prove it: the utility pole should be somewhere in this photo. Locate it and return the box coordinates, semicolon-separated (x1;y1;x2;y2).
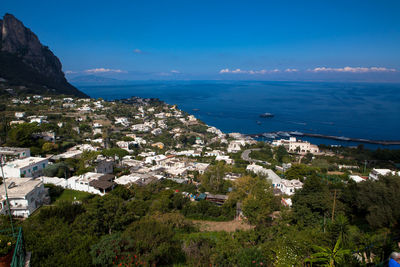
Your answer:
364;160;367;174
0;155;15;235
331;189;337;222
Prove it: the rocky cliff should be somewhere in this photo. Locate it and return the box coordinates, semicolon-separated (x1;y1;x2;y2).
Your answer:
0;13;88;97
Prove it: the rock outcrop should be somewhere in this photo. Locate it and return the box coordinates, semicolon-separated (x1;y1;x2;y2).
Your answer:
0;13;88;97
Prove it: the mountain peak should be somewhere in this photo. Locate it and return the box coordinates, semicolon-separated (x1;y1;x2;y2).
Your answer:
0;13;88;98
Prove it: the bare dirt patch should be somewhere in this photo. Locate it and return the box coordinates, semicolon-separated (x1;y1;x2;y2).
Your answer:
192;219;254;232
327;171;344;175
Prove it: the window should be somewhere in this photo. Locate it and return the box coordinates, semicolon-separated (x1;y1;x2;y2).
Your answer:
42;163;46;168
23;170;26;175
33;166;38;171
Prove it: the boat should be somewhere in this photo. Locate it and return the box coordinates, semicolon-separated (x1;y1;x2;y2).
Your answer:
259;112;274;118
262;133;278;139
192;108;200;112
277;131;290;137
290;131;304;136
256;121;262;125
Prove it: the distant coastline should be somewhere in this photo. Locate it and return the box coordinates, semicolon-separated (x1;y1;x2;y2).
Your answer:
79;81;400;150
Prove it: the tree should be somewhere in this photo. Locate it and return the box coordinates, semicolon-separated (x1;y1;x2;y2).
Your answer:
102;147;128;162
42;142;58;153
276;145;288;163
356;174;400;228
229;175;276;225
306;236;350;266
7;123;40;147
200;161;230;194
291;175;333;227
284;164;317;181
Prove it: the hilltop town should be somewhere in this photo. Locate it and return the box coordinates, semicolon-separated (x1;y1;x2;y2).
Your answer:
0;94;399;266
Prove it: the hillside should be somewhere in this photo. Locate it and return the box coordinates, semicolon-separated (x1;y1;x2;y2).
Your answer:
0;13;88;98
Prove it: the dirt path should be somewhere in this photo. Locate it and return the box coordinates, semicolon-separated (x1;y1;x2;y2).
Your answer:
191;219;254;232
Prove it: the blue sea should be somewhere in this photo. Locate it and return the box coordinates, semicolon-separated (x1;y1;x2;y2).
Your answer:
78;81;400;149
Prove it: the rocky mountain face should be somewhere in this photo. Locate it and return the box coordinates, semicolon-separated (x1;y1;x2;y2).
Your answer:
0;13;88;97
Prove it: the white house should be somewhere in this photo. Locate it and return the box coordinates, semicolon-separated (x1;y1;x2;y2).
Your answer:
115;117;130;127
216;155;234;165
369;168;399;180
151;128;162;136
349;175;366;183
116;141;138;153
227;140;245;153
0;147;30;161
67;172;115;195
132;124;150;132
280;179;303;196
2;157;49;178
246;164;302;195
205;150;224;157
246;164;282;187
14;112;25;119
272;137;319;154
0;178;49;218
114;174;142;185
145;155;167;165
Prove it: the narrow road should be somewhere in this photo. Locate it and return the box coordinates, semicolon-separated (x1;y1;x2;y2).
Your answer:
241;149;271;165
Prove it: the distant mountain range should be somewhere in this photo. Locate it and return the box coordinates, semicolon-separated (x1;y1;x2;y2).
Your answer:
0;13;88;98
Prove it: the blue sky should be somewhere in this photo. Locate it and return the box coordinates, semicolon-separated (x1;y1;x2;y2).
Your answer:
1;0;400;81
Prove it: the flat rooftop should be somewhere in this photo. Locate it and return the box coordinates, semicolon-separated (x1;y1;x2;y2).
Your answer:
0;147;29;154
0;178;42;198
5;157;48;169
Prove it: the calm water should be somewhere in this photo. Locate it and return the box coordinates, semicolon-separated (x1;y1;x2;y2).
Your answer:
78;81;400;149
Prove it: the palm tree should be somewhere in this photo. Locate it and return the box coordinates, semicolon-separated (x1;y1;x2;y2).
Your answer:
306;236;351;266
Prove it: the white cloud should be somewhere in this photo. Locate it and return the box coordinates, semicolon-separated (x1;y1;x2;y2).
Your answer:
85;68;127;74
284;68;298;72
171;70;180;74
309;66;396;73
65;70;76;74
219;68;280;74
133;49;142;54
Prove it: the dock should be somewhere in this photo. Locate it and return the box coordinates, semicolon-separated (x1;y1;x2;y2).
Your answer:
246;131;400;146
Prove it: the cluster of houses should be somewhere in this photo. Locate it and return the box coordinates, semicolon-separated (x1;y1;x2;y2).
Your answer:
6;94;398;220
349;168;400;183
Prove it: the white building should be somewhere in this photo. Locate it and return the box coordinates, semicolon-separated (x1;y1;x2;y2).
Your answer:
14;112;25;119
280;179;303;196
116;141;138;153
205;150;224;157
227;140;245;153
2;157;49;178
0;147;30;161
145;155;167;165
349;175;366;183
67;172;115;195
189;162;209;174
369;168;400;180
132;124;150;132
272;137;319;154
115;117;130;127
114;174;142;185
0;178;49;218
151;128;162;136
216;155;234;165
246;164;302;195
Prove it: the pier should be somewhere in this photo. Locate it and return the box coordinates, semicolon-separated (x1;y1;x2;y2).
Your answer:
246;131;400;146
